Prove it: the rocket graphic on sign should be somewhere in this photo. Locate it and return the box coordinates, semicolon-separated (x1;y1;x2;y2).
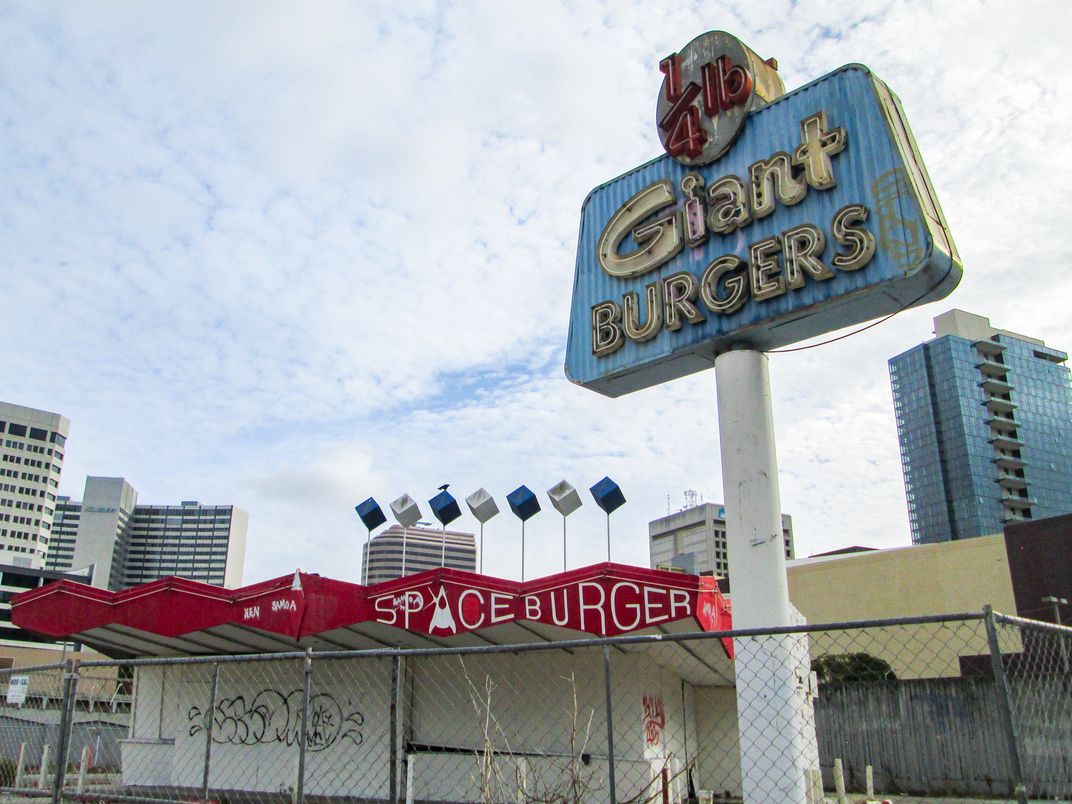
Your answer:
428;586;457;634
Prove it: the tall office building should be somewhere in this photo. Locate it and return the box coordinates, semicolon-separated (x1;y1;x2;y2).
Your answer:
44;476;247;590
0;402;69;569
889;310;1072;544
362;525;476;584
648;503;794;590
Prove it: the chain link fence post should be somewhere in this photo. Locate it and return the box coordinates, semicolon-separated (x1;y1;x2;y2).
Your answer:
51;659;79;804
390;654;400;803
602;644;616;804
984;605;1029;804
293;648;312;804
200;662;220;803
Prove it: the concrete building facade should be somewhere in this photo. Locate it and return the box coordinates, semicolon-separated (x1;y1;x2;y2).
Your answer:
0;562;92;652
890;310;1072;544
362;524;476;584
0;402;69;568
44;476;247;590
648;502;794;589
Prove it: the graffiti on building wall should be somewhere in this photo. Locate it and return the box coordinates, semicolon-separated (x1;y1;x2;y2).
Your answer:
642;693;665;747
188;689;363;751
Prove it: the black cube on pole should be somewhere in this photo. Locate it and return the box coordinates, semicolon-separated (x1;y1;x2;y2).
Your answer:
429;489;462;567
506;485;541;581
590;477;625;562
355;498;387;585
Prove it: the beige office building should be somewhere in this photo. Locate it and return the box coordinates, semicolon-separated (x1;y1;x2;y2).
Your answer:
649;502;794;589
363;524;476;584
0;402;69;569
45;476;247;590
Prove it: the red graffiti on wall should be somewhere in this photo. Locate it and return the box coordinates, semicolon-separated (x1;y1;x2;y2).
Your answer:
642;693;666;747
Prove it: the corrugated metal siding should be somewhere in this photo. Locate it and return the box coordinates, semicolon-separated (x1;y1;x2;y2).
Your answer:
566;64;961;396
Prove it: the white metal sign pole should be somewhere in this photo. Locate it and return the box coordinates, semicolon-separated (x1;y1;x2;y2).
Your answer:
715;349;820;804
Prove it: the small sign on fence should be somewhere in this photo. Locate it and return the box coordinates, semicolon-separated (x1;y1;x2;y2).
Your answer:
6;675;29;705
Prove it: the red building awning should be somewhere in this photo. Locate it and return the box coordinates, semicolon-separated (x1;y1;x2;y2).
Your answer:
12;563;734;681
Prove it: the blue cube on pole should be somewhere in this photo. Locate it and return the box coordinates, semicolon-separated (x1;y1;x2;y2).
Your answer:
429;490;461;527
506;485;541;522
355;497;387;531
590;477;625;515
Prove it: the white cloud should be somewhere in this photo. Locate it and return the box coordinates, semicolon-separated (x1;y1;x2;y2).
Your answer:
3;0;1071;586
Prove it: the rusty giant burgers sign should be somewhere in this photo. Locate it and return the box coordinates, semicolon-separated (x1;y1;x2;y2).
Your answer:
565;31;961;397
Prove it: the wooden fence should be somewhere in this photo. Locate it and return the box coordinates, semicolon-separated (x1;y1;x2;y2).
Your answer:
816;676;1072;799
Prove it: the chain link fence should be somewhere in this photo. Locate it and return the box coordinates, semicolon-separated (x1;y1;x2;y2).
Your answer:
0;609;1067;803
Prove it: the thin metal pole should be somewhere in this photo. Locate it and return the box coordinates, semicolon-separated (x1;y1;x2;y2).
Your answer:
402;526;408;578
479;523;484;574
603;644;617;804
984;605;1029;804
562;516;567;571
606;513;610;562
201;662;220;802
1043;595;1070;675
441;525;446;568
52;660;78;803
390;655;401;803
364;529;372;584
680;679;690;786
294;649;312;804
521;521;526;582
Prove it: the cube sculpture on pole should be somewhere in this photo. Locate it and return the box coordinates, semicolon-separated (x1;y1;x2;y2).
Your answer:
390;494;422;582
547;480;582;572
429;490;461;567
590;477;625;562
390;494;422;527
506;485;540;581
355;498;387;585
465;488;499;574
355;498;387;531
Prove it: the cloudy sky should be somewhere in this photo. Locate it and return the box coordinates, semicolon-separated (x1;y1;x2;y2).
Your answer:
3;0;1071;585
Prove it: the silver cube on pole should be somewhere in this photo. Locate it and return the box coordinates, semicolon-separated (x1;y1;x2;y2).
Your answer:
547;480;582;572
465;488;499;575
390;494;422;580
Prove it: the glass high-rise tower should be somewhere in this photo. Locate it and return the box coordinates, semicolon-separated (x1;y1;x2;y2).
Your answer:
889;310;1072;544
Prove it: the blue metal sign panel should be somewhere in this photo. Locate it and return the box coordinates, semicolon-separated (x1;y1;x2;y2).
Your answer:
566;65;961;397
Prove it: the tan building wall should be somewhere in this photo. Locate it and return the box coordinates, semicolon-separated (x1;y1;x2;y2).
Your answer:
0;644;108;669
787;535;1020;679
0;644;120;707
